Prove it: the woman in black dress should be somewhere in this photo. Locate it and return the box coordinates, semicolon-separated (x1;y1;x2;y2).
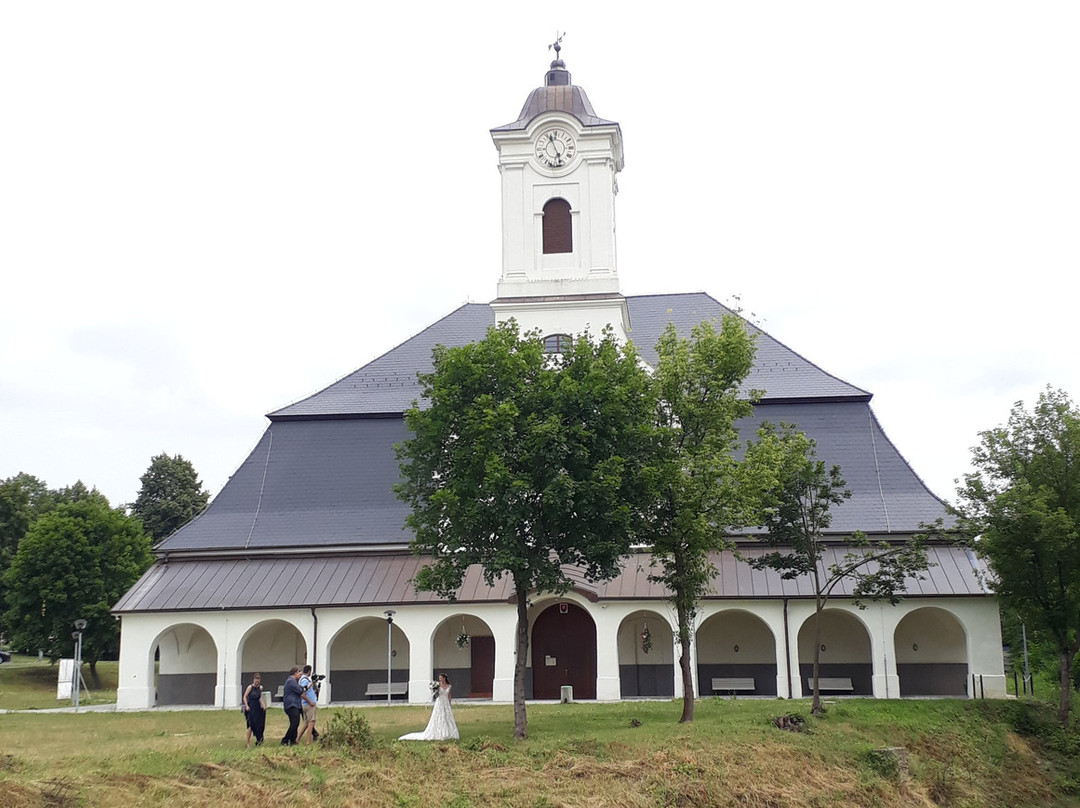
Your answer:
243;673;265;746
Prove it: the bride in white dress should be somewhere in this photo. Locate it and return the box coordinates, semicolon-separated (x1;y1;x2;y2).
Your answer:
398;673;459;741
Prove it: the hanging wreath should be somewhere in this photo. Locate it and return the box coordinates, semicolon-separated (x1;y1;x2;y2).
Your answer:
640;622;652;654
456;623;471;648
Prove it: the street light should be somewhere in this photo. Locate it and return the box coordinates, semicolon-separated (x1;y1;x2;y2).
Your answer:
383;610;396;706
71;619;87;712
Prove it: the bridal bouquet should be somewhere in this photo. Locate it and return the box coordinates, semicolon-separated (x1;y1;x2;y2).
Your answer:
429;681;440;701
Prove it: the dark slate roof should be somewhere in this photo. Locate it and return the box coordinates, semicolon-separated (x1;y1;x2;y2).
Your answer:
737;401;945;535
626;294;870;402
269;303;495;420
155;292;945;555
156;398;945;554
270;293;866;420
113;546;989;613
157;418;415;552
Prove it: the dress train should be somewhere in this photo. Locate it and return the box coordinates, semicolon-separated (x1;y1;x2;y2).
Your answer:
398;685;459;741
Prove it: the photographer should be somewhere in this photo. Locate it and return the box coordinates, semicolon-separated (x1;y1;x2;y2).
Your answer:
279;667;304;746
297;665;319;744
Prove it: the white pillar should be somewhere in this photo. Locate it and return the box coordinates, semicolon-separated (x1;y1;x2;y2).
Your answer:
400;614;433;705
491;608;523;703
219;615;241;709
871;604;900;699
775;602;794;699
116;614;156;710
593;604;622;701
787;602;812;700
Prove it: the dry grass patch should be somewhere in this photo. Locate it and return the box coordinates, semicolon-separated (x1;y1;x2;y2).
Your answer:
0;699;1076;807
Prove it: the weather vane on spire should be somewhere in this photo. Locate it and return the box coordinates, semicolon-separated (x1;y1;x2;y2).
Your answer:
548;32;565;59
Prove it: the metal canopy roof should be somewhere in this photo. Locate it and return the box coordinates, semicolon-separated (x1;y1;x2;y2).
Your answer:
114;547;988;614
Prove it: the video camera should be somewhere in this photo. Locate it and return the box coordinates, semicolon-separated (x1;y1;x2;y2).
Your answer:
312;673;326;694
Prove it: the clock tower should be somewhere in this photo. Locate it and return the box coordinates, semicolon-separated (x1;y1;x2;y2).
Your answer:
489;46;629;343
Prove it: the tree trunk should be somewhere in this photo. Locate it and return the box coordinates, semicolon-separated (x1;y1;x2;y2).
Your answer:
811;605;823;715
513;587;530;739
678;635;695;723
677;595;695;723
1057;649;1073;727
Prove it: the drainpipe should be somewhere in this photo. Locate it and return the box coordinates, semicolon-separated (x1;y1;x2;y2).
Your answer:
310;607;318;675
783;599;792;698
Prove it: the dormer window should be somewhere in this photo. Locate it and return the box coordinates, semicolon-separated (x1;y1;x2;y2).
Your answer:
542;198;572;254
543;334;571;355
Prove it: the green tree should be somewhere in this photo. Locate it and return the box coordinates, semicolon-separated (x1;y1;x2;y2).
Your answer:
0;474;101;639
956;387;1080;726
2;498;152;668
645;317;774;723
0;474;49;620
743;427;930;715
132;453;210;541
396;321;656;739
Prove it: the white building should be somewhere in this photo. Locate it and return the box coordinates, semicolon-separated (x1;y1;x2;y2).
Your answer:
113;51;1004;710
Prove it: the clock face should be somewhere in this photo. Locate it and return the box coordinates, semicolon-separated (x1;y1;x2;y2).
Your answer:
534;128;576;168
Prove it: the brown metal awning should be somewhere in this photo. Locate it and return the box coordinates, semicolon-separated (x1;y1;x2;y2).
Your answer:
114;546;989;614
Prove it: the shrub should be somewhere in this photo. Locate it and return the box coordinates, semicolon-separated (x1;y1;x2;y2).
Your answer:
319;708;377;753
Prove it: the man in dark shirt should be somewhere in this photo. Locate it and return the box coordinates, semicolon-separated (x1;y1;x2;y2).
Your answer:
280;667;305;745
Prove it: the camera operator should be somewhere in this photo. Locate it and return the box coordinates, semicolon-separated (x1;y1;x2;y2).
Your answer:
297;665;319;744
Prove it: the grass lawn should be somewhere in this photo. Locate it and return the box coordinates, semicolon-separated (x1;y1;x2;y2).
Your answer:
1;697;1078;807
2;659;1079;807
0;655;118;711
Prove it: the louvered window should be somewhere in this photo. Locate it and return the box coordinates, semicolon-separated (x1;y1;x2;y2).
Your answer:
542;198;572;254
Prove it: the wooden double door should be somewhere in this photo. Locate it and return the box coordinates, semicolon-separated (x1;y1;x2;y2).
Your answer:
531;603;597;700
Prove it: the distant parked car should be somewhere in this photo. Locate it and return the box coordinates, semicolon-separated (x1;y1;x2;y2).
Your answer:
0;651;11;663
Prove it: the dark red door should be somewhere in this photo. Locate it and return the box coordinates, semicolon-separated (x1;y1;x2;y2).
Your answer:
531;603;596;699
469;635;495;698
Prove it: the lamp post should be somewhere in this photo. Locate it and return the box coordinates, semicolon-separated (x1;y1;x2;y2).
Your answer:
72;619;87;712
383;610;396;706
1021;620;1031;693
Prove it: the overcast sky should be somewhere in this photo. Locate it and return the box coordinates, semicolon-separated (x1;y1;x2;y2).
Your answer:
2;3;1077;511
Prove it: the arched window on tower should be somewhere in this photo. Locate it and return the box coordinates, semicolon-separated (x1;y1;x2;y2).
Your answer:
543;334;571;355
542;198;573;254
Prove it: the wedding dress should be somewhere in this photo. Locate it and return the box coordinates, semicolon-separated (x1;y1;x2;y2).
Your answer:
398;685;459;741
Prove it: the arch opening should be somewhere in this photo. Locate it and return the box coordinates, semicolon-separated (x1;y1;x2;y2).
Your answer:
325;616;409;702
432;614;496;699
617;611;674;698
895;607;969;696
697;610;778;697
797;610;873;696
238;619;308;704
152;623;218;706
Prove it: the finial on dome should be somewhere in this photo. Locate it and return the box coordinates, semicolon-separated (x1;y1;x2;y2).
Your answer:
548;32;565;67
545;32;570;86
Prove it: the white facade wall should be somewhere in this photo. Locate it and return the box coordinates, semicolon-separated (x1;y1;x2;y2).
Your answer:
491;298;631;346
116;595;1005;710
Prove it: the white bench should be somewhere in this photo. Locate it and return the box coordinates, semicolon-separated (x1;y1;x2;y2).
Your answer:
711;677;755;694
810;677;854;692
365;682;408;699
